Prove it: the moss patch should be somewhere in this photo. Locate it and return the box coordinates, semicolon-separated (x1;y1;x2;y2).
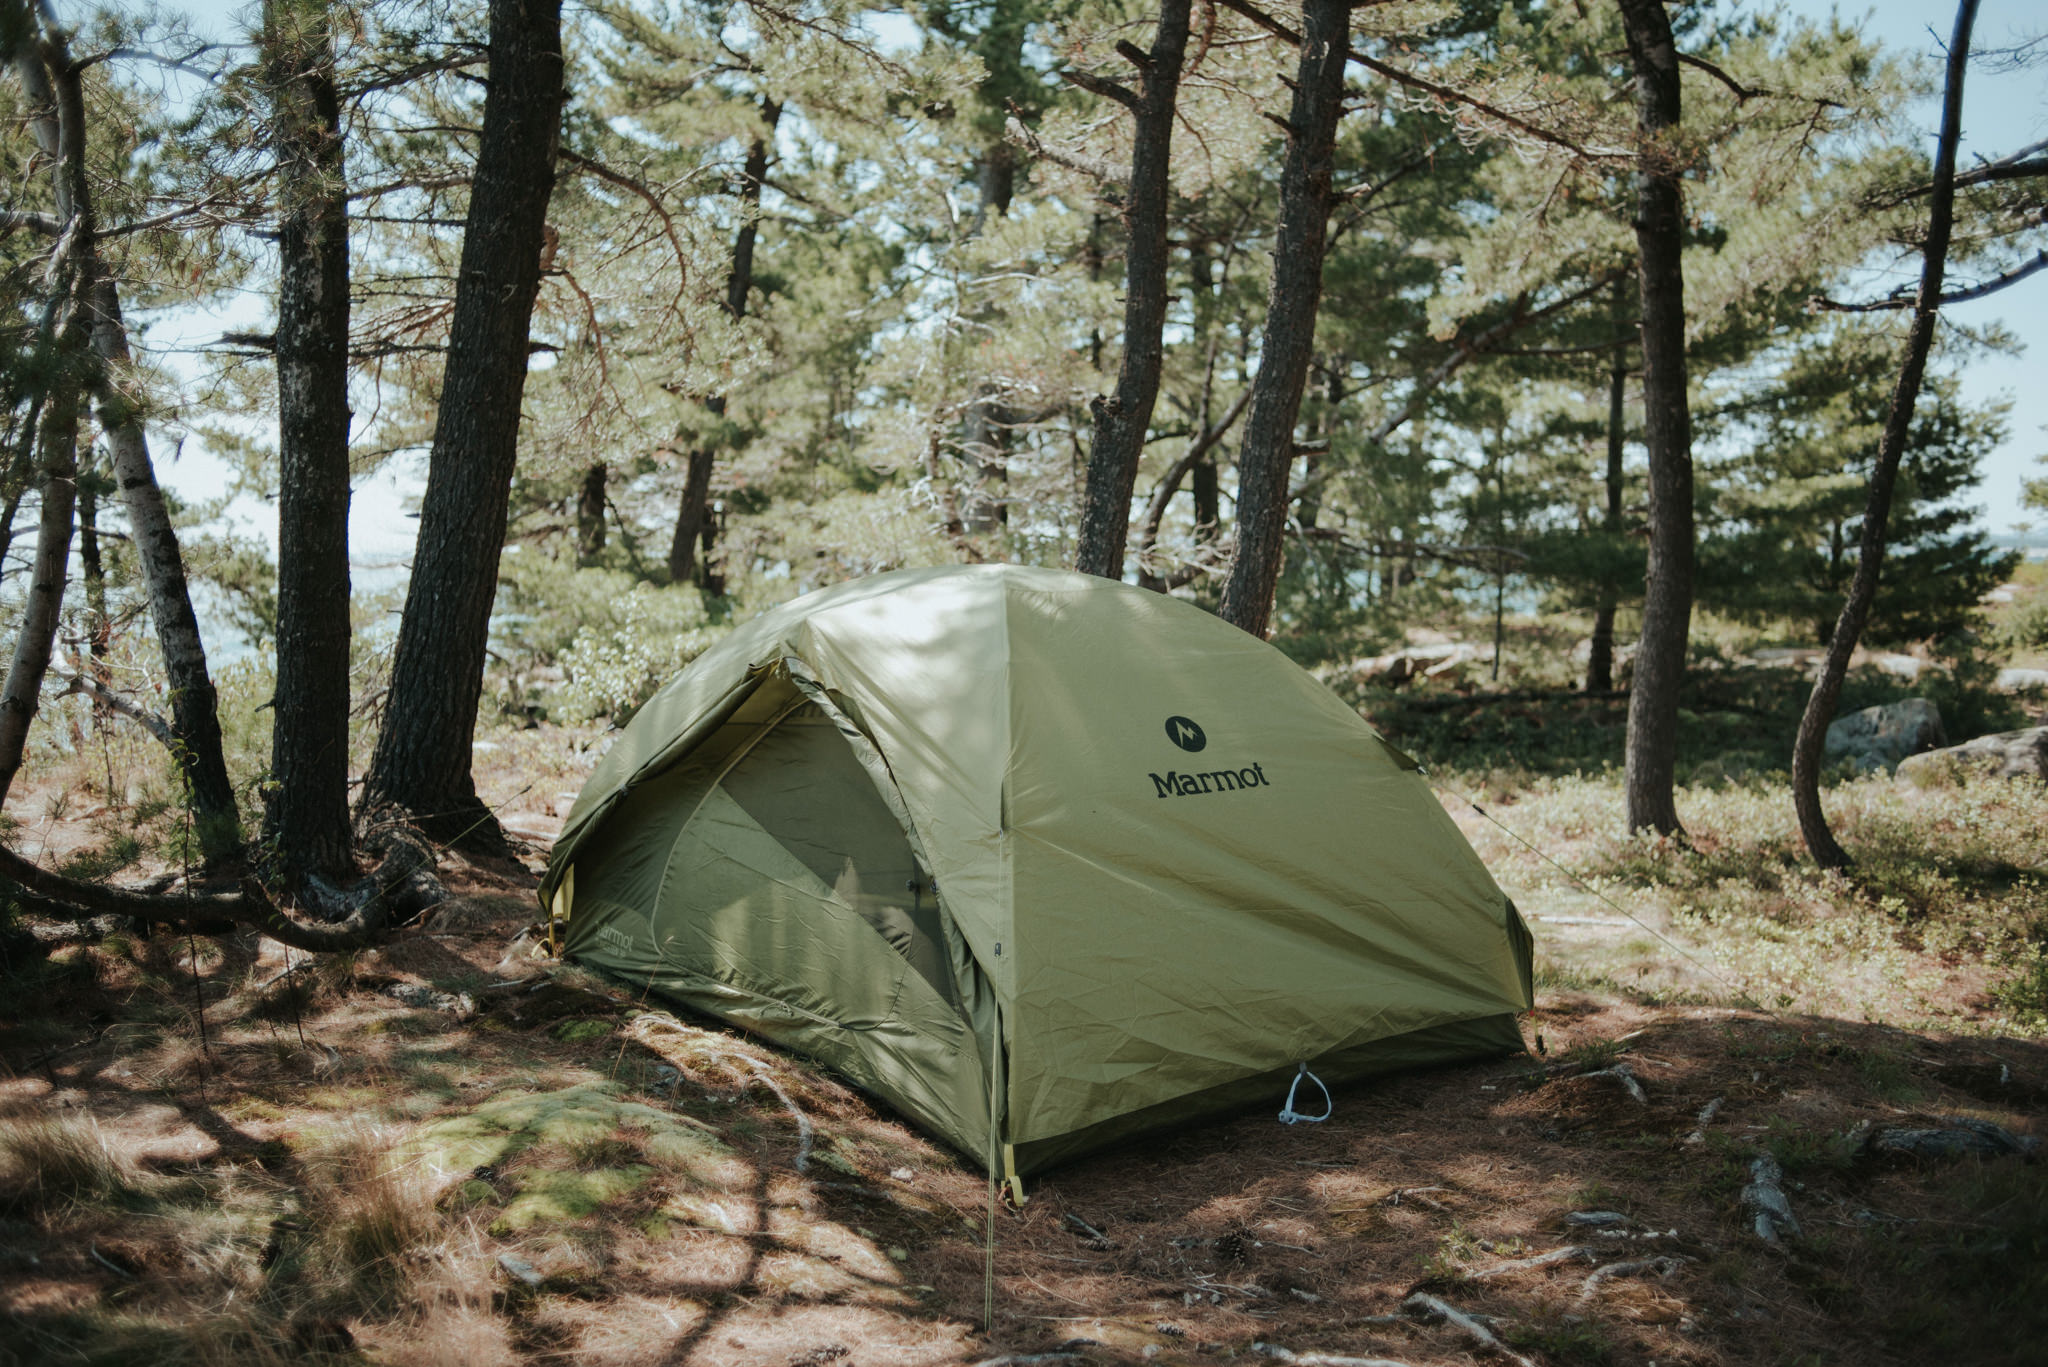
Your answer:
489;1165;655;1233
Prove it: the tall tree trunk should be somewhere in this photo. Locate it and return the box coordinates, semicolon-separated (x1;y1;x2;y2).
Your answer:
364;0;563;844
1792;0;1977;870
263;0;355;883
1616;0;1693;836
1587;277;1631;693
1073;0;1192;580
13;22;242;854
1192;454;1219;539
0;367;79;805
77;460;110;723
668;99;779;586
576;461;607;565
667;433;718;581
1216;0;1348;639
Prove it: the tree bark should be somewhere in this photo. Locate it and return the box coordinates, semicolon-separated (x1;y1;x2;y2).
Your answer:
1073;0;1192;580
1616;0;1693;836
1216;0;1349;639
1587;277;1631;693
13;21;242;855
76;460;110;724
576;461;607;565
262;0;355;883
364;0;563;844
667;433;719;582
1792;0;1977;870
0;366;79;805
92;283;243;862
668;98;779;587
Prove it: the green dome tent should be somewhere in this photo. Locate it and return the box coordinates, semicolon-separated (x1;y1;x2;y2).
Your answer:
540;564;1533;1178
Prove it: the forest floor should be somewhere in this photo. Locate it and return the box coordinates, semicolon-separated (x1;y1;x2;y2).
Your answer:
3;646;2047;1366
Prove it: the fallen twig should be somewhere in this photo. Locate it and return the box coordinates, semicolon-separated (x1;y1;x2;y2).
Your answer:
1577;1254;1686;1304
88;1243;135;1280
1252;1341;1418;1366
1402;1292;1537;1367
1467;1244;1598;1279
742;1059;813;1173
1064;1212;1114;1247
1587;1062;1647;1103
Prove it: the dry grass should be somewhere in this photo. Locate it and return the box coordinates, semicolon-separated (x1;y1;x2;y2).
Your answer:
0;1112;146;1214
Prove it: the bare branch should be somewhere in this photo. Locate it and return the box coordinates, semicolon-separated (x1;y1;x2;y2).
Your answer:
51;659;173;747
1004;115;1126;188
0;210;62;236
1808;248;2048;312
1062;66;1141;110
1135;383;1254;551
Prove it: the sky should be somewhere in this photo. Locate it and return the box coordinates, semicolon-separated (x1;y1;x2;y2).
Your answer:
1773;1;2047;541
139;0;2046;557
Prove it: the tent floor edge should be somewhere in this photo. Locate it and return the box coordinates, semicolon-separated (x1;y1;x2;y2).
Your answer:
1008;1012;1528;1177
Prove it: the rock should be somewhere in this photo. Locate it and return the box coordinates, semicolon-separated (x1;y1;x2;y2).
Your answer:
498;1253;544;1288
1566;1210;1629;1228
1895;726;2048;788
1824;698;1946;773
1861;1116;2039;1161
1749;646;1821;668
1740;1155;1801;1242
1996;668;2048;694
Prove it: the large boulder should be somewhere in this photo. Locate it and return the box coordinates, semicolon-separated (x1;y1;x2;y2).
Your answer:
1824;698;1947;773
1895;726;2048;789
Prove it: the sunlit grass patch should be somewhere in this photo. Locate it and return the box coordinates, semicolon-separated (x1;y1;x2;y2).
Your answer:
0;1112;149;1214
1447;766;2048;1031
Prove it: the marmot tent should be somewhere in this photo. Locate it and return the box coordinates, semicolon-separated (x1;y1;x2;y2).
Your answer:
540;565;1532;1177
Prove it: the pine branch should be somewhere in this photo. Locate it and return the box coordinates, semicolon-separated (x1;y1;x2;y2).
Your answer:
1214;0;1608;161
1677;51;1845;108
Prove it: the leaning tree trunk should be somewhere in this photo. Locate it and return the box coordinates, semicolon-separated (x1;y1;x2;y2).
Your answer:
364;0;563;845
1616;0;1694;837
91;289;244;862
668;98;779;586
1792;0;1977;871
1587;276;1632;694
15;24;241;855
1216;0;1348;639
262;0;355;884
1072;0;1192;580
0;368;80;805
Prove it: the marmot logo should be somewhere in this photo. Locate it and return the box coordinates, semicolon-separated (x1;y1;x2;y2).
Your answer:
1165;716;1207;752
1149;763;1270;798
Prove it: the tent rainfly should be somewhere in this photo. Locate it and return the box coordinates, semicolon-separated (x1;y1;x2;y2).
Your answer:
540;565;1533;1177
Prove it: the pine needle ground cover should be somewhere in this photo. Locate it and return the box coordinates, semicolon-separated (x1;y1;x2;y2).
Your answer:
1;708;2043;1366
